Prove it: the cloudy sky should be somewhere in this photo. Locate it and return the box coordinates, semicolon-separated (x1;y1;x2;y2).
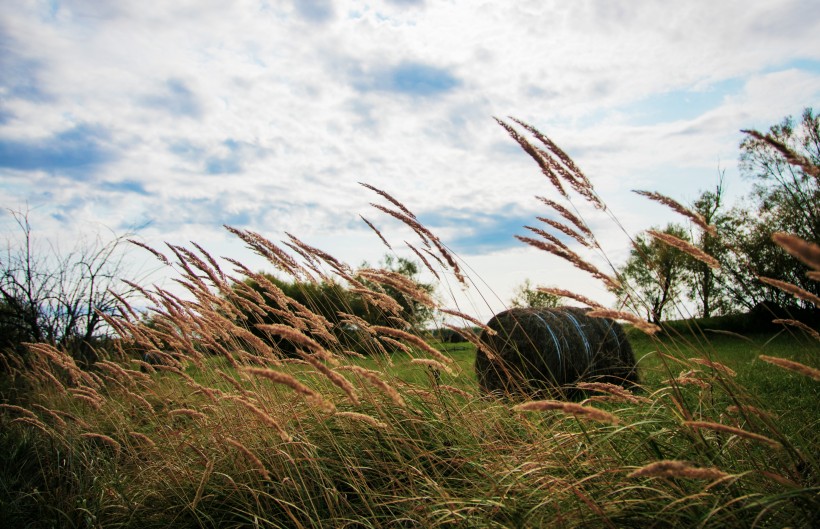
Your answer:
2;0;820;321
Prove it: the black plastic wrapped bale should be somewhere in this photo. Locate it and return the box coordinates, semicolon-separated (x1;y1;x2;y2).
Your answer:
475;307;638;398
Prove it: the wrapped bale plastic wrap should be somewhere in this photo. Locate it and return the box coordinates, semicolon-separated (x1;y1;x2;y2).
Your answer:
475;307;638;398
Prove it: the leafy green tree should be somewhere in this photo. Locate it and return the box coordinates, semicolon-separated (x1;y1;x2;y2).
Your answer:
684;176;737;317
357;254;436;331
614;224;690;324
510;279;561;309
733;107;820;308
235;254;435;356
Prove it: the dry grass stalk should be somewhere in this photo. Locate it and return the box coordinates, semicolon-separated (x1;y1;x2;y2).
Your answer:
758;355;820;381
586;309;661;335
524;225;571;251
10;417;52;435
128;239;171;265
29;404;68;429
0;404;40;420
80;433;122;455
741;129;820;178
536;288;604;309
255;323;327;356
360;182;418;220
300;354;360;405
369;204;466;285
286;232;351;274
128;431;157;449
536;196;593;237
515;236;620;291
439;308;496;334
688;358;737;377
350;288;404;315
334;411;388;429
225;438;271;480
628;460;728;480
771;319;820;341
648;230;721;269
422;247;445;267
576;382;650;404
71;393;103;410
684;420;782;449
360;215;392;250
225;395;293;441
726;405;773;419
168;408;208;421
124;390;155;413
495;118;568;198
758;276;820;307
514;400;619;424
634;190;717;235
338;366;405;407
771;232;820;270
703;329;755;342
508;117;605;208
371;325;454;365
442;324;487;352
438;384;472;399
190;240;226;281
410;358;455;376
358;269;436;307
674;370;710;389
808;271;820;281
379;336;413;354
371;203;431;246
224;226;303;278
243;367;335;414
537;216;591;248
406;241;441;280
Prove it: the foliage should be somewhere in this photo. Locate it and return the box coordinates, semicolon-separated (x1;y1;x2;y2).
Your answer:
613;223;691;323
235;254;436;356
509;278;561;309
731;108;820;308
684;176;737;317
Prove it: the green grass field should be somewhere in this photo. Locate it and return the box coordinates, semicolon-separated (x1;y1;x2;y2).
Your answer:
2;322;818;528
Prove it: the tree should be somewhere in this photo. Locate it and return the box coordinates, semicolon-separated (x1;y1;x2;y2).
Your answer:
614;224;690;324
735;107;820;307
235;254;436;356
684;176;736;317
362;254;436;331
510;279;561;309
0;208;139;367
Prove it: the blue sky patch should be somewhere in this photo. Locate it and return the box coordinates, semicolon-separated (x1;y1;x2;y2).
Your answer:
0;124;113;175
293;0;334;23
354;61;460;97
419;208;537;254
615;78;745;126
205;139;244;175
101;179;151;195
0;32;51;102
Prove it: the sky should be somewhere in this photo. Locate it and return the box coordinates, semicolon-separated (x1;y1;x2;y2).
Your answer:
2;0;820;322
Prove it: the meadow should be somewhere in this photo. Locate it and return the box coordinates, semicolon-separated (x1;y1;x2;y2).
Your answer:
1;119;818;528
1;324;818;528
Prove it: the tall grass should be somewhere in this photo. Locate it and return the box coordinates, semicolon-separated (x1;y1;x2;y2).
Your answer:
1;119;818;528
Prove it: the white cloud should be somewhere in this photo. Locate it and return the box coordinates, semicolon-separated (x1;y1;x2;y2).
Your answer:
1;0;819;318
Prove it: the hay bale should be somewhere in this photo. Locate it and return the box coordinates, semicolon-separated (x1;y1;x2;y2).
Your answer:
475;307;638;398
